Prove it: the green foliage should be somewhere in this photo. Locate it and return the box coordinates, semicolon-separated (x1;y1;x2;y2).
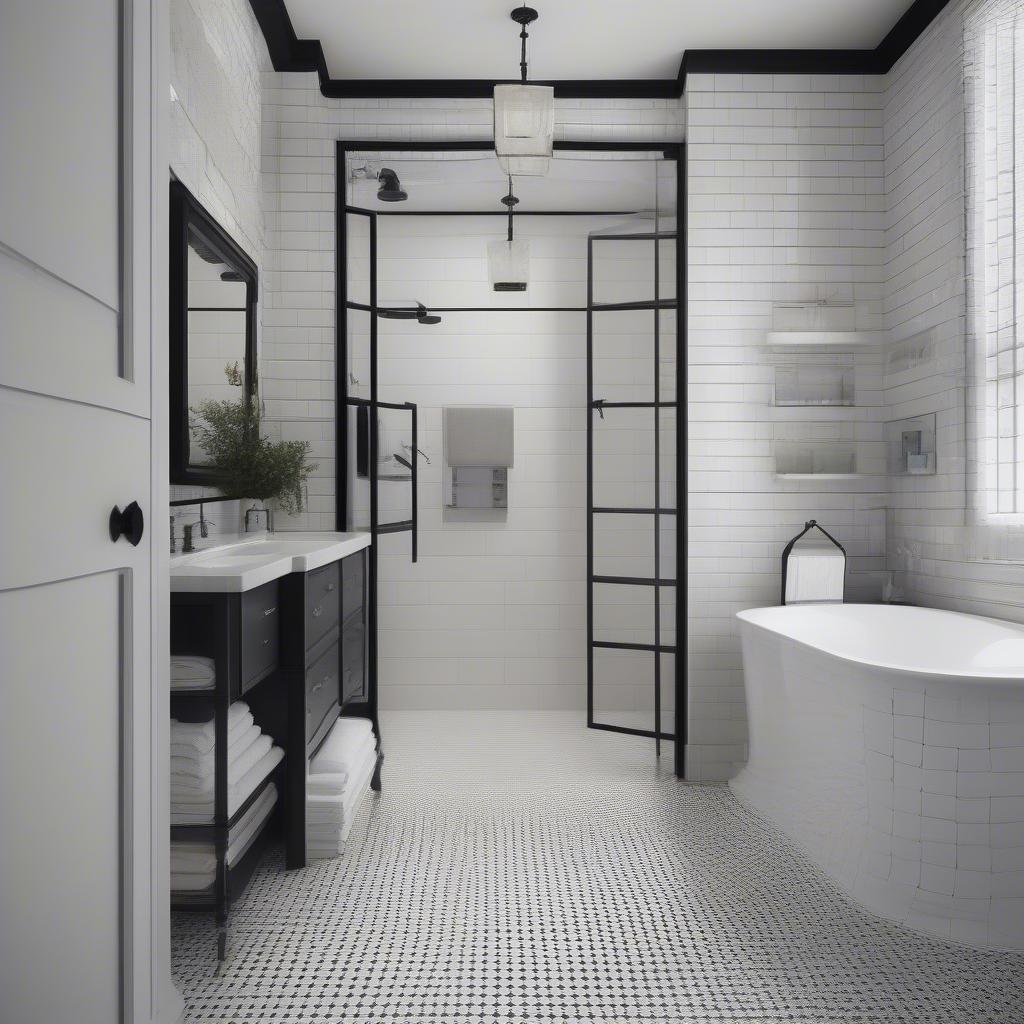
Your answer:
191;395;317;515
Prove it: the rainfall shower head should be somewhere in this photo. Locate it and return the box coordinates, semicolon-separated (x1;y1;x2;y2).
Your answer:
376;167;407;202
377;302;441;325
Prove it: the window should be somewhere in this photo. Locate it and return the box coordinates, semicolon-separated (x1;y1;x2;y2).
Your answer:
967;0;1024;515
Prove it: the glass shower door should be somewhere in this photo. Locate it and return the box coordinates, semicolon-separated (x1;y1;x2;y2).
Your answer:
587;222;679;753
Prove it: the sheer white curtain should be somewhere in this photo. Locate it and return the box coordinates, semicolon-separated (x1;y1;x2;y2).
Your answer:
967;0;1024;518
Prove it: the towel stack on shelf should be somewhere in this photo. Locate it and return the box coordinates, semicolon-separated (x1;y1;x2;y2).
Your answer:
170;784;278;891
171;654;215;691
170;702;284;825
306;717;377;860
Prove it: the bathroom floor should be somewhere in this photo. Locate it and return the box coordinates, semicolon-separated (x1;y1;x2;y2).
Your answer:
172;712;1024;1023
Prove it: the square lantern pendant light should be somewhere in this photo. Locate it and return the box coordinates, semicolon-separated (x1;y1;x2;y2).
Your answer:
494;6;554;176
488;178;529;292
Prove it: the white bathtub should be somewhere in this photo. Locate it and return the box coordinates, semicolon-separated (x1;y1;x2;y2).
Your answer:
732;603;1024;950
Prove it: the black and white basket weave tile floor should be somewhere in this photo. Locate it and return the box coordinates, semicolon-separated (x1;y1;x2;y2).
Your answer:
172;711;1024;1023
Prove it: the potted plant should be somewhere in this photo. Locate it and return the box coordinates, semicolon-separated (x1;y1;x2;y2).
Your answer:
190;393;317;531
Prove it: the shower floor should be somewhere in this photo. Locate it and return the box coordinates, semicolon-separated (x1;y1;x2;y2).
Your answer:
172;711;1024;1023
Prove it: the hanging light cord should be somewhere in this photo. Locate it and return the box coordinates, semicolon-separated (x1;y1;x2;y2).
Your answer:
519;16;529;82
505;176;516;242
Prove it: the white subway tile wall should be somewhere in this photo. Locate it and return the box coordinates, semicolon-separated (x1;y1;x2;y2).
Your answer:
685;72;889;779
882;1;1024;621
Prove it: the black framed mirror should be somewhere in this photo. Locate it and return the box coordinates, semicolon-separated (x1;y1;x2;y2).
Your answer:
170;179;257;485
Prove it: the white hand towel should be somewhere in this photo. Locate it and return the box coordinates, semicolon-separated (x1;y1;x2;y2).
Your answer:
307;743;378;859
170;655;216;689
309;718;375;779
785;542;845;604
171;784;277;877
170;722;263;776
171;734;273;793
170;704;253;755
171;745;283;823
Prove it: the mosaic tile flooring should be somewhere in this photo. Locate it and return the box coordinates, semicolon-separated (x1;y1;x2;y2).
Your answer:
172;711;1024;1023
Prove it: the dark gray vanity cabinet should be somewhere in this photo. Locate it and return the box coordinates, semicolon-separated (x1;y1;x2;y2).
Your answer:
171;579;280;700
279;546;368;868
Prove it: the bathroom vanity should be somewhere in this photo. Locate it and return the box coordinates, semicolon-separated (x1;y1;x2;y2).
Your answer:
169;531;375;934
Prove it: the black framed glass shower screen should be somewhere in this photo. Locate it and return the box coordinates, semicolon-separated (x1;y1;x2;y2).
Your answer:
336;140;686;774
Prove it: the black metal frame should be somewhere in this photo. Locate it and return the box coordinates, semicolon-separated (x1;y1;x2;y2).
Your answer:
587;217;680;755
336;139;687;776
169;179;258;486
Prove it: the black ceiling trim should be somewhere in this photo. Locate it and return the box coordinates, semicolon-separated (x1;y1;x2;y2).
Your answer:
250;0;952;101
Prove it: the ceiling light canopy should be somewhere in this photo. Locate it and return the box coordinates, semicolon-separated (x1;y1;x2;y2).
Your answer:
494;6;554;177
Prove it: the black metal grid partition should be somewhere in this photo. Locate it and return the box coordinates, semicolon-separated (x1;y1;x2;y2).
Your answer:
335;140;687;777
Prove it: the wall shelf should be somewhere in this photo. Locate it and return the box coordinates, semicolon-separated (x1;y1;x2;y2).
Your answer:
767;331;885;351
776;472;867;481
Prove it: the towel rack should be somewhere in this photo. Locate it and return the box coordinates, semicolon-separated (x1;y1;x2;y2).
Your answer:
780;520;846;606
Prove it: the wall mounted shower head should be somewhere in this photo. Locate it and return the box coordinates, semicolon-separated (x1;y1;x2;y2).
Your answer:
376;167;407;202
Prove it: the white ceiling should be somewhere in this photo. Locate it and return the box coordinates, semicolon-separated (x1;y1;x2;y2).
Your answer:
285;0;916;81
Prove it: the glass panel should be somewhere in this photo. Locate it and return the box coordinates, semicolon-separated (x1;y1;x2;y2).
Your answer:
658;307;678;403
592;408;655;508
658;652;677;737
346;212;371;307
593;308;654;405
593;647;655;733
591;235;657;307
594;513;654;579
593;582;653;646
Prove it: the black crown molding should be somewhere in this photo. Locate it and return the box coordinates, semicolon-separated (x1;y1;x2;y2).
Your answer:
249;0;951;101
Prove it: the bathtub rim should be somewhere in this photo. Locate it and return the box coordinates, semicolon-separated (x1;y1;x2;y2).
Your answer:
736;603;1024;686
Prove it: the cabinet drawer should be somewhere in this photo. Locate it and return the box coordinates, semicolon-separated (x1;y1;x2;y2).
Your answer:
240;581;279;689
342;550;364;620
341;620;365;704
305;638;339;741
305;561;340;652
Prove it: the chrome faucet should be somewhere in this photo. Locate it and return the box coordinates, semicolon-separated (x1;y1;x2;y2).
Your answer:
182;522;196;554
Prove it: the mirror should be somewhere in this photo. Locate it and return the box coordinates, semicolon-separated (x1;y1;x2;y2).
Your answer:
170;179;257;484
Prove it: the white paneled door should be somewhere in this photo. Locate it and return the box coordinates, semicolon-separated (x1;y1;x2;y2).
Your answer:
0;2;168;1022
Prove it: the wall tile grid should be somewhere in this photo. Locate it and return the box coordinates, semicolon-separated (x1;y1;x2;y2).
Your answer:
881;1;1024;624
169;0;271;535
685;73;888;779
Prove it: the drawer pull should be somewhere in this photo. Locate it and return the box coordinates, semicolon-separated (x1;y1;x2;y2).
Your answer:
263;606;277;618
312;606;323;617
310;681;323;695
326;583;336;593
262;638;271;647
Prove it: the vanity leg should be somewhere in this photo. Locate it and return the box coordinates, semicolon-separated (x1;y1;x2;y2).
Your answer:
371;749;383;792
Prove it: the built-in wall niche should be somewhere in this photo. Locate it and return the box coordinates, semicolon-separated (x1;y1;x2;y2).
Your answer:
774;441;858;479
886;413;936;476
767;301;884;351
774;362;854;407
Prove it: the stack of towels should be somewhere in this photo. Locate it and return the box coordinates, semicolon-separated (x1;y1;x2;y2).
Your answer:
170;784;278;891
170;702;284;825
171;654;216;691
306;717;378;859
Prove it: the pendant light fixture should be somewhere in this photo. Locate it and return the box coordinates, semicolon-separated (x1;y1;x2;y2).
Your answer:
488;177;529;292
493;6;554;176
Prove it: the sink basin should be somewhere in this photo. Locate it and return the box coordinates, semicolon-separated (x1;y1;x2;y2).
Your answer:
170;531;371;593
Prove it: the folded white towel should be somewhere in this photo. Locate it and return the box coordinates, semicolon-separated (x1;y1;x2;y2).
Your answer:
171;784;278;878
170;721;263;776
309;718;375;779
171;734;273;794
171;745;284;823
170;655;216;690
306;741;378;860
170;704;253;755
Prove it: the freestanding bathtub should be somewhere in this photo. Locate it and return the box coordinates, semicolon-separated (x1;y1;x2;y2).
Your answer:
732;603;1024;950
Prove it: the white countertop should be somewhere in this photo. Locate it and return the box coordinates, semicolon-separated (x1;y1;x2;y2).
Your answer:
170;532;371;593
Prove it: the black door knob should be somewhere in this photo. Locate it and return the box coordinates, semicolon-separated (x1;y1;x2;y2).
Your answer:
109;501;145;546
